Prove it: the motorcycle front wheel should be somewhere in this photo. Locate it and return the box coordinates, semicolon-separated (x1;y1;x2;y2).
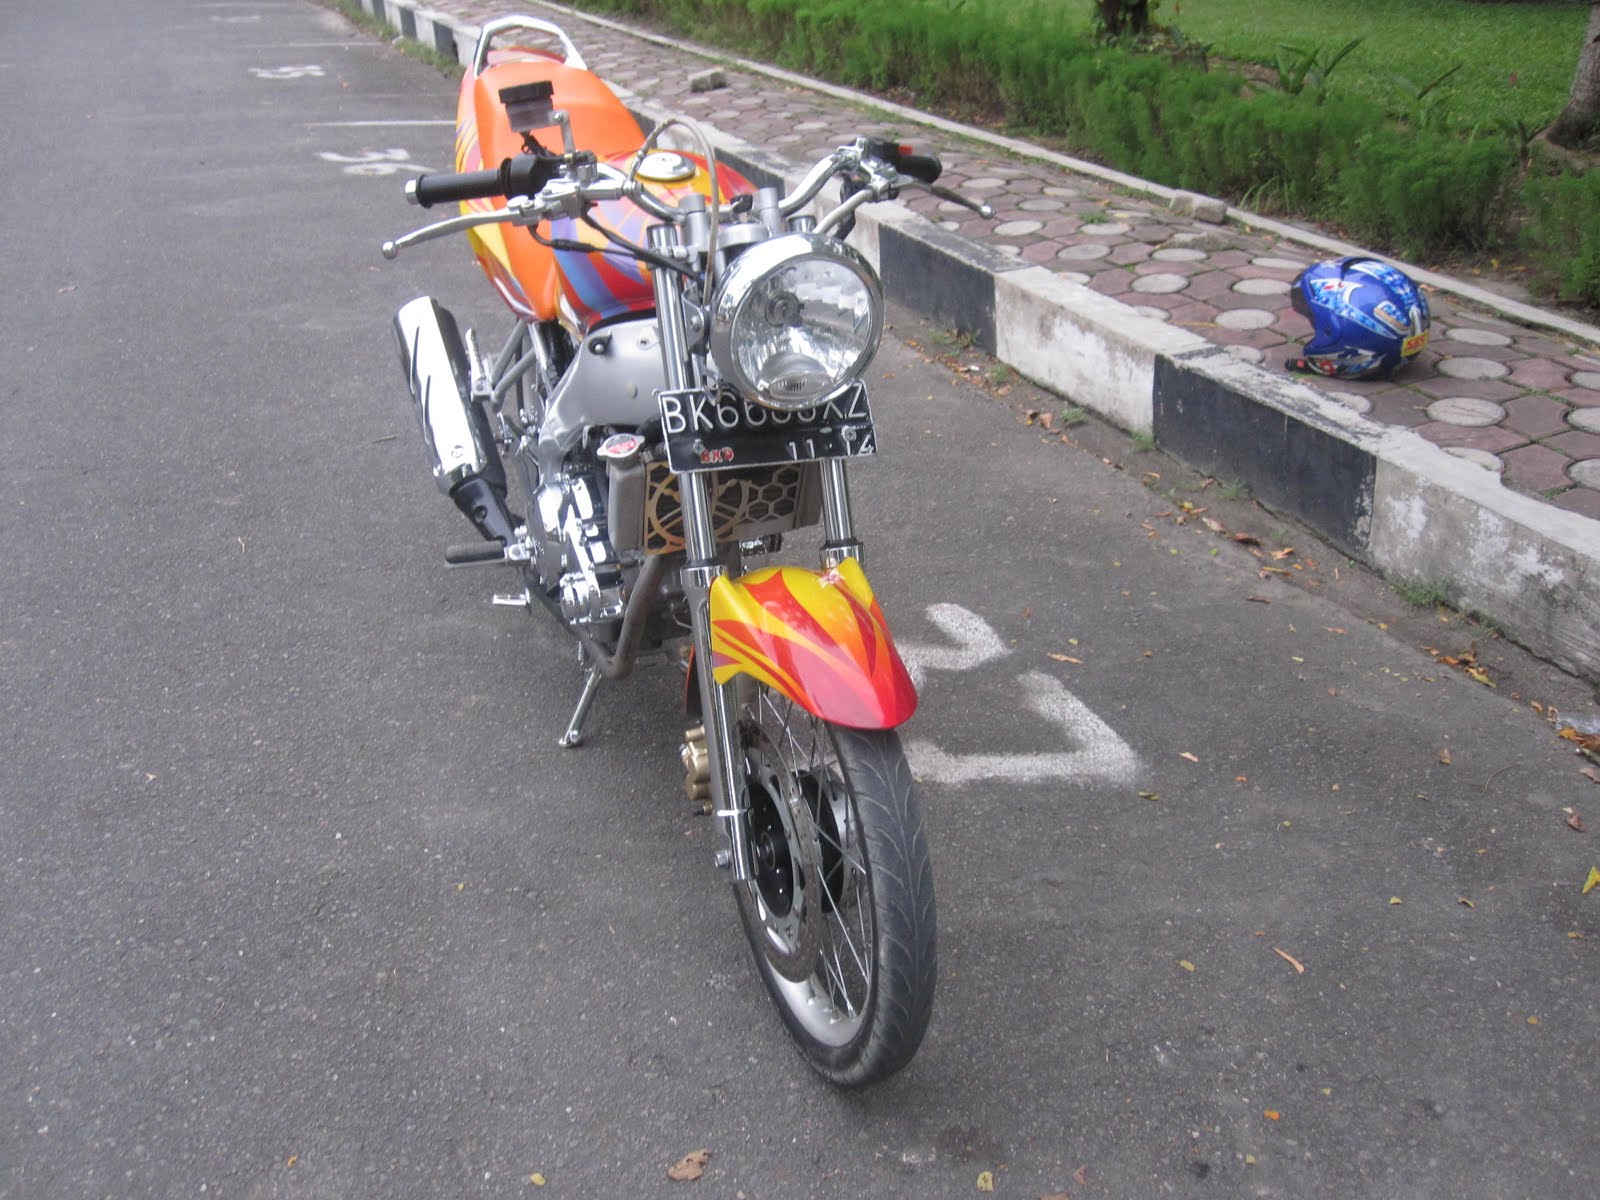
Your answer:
733;683;936;1087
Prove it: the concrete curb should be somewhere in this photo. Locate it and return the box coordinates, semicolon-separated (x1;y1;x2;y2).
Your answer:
356;0;1600;684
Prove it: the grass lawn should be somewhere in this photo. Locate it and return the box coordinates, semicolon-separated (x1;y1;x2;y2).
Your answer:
967;0;1590;130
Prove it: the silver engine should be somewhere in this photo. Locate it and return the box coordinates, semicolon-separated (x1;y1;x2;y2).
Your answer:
534;473;624;627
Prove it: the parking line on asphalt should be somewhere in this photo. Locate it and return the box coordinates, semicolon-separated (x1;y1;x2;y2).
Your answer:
309;120;455;127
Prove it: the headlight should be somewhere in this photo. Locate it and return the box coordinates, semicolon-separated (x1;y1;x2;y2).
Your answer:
709;233;883;412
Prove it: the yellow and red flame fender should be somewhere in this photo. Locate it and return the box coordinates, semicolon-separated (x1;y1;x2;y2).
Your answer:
708;559;917;730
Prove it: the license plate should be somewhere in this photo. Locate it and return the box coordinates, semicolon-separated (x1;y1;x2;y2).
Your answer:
657;381;876;474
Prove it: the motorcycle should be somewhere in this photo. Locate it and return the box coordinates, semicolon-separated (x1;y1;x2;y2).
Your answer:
382;15;992;1086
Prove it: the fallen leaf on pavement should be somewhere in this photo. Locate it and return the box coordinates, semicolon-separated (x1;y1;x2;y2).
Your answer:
1583;767;1600;785
1202;516;1227;535
1458;897;1475;908
1271;547;1295;560
1559;726;1600;759
1048;653;1083;664
1438;747;1453;765
1178;959;1196;972
1179;751;1200;763
667;1150;711;1182
1246;594;1272;604
977;1170;995;1192
1568;812;1586;833
1584;867;1600;895
1264;1110;1281;1121
1233;532;1261;546
1273;947;1306;974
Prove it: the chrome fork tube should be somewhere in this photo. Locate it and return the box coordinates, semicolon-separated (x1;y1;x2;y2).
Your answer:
819;458;863;568
648;222;753;882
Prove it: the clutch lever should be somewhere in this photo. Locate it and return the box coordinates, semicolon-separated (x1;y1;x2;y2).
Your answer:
381;196;544;259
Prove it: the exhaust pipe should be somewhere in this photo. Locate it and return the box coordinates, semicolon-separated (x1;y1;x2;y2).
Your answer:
393;296;516;544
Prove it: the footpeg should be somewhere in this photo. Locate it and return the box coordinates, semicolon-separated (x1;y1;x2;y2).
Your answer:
445;541;508;566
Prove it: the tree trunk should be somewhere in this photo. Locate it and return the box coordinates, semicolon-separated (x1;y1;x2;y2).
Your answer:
1548;1;1600;148
1095;0;1153;40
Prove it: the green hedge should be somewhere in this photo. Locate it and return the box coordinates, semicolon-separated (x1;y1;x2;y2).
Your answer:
1521;169;1600;308
569;0;1589;296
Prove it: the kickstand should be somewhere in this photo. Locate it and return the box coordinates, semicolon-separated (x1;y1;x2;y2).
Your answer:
558;646;604;748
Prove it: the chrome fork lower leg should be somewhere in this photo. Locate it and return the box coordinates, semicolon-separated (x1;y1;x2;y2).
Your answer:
677;474;753;882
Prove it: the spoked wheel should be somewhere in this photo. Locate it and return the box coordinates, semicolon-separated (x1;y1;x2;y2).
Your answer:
734;683;936;1087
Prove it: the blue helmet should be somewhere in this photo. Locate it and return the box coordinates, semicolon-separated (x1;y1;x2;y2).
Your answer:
1287;257;1430;380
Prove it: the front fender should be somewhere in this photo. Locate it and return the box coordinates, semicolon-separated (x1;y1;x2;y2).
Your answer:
709;559;917;730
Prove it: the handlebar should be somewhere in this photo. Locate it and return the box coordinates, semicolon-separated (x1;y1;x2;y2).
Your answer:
385;136;990;259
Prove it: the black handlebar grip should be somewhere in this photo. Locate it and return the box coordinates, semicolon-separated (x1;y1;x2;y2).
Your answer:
410;166;506;208
408;154;561;208
896;153;943;185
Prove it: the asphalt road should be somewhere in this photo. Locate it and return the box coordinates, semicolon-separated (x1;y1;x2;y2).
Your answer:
2;3;1596;1198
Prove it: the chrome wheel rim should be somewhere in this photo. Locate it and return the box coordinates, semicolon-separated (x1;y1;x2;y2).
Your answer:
738;687;875;1048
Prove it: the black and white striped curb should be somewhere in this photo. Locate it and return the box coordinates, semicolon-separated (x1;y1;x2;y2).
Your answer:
355;0;1600;684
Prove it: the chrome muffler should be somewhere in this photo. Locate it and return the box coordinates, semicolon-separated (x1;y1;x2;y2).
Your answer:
393;295;515;543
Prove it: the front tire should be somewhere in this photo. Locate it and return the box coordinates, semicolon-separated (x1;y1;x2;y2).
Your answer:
733;684;936;1087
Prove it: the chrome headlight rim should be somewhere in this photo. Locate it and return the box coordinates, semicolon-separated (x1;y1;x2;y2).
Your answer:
709;232;884;413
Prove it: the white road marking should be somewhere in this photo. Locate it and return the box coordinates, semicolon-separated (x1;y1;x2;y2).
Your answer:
898;604;1140;787
906;669;1141;787
250;65;325;79
898;602;1009;689
318;149;437;176
309;120;455;128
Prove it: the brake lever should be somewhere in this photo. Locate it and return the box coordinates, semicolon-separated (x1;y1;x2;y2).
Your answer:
920;180;995;220
859;156;997;220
